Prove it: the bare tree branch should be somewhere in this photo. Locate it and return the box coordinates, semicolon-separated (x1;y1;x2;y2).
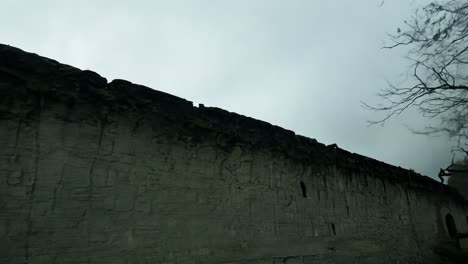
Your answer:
366;0;468;173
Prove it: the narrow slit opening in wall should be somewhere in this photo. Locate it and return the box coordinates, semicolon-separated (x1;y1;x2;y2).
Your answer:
331;223;336;236
445;213;457;238
300;181;307;198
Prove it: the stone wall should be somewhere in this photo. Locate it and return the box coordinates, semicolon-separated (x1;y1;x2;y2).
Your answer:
1;44;468;264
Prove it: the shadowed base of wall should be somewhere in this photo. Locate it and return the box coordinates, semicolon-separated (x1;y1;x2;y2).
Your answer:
433;240;468;264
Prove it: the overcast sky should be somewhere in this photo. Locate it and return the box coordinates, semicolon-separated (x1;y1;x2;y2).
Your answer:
2;0;453;179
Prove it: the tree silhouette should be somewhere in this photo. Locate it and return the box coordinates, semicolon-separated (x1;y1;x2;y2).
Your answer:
365;1;468;179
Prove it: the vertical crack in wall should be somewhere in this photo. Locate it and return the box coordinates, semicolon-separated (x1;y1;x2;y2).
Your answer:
84;115;106;263
50;168;63;212
405;189;423;261
24;93;41;263
295;164;305;237
14;119;22;148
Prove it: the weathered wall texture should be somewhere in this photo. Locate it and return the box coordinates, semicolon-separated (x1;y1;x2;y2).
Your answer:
1;44;468;264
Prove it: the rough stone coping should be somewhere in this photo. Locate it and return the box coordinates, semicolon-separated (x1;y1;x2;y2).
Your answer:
0;43;466;205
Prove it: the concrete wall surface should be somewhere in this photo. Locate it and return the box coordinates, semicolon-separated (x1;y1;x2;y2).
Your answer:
1;44;468;264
